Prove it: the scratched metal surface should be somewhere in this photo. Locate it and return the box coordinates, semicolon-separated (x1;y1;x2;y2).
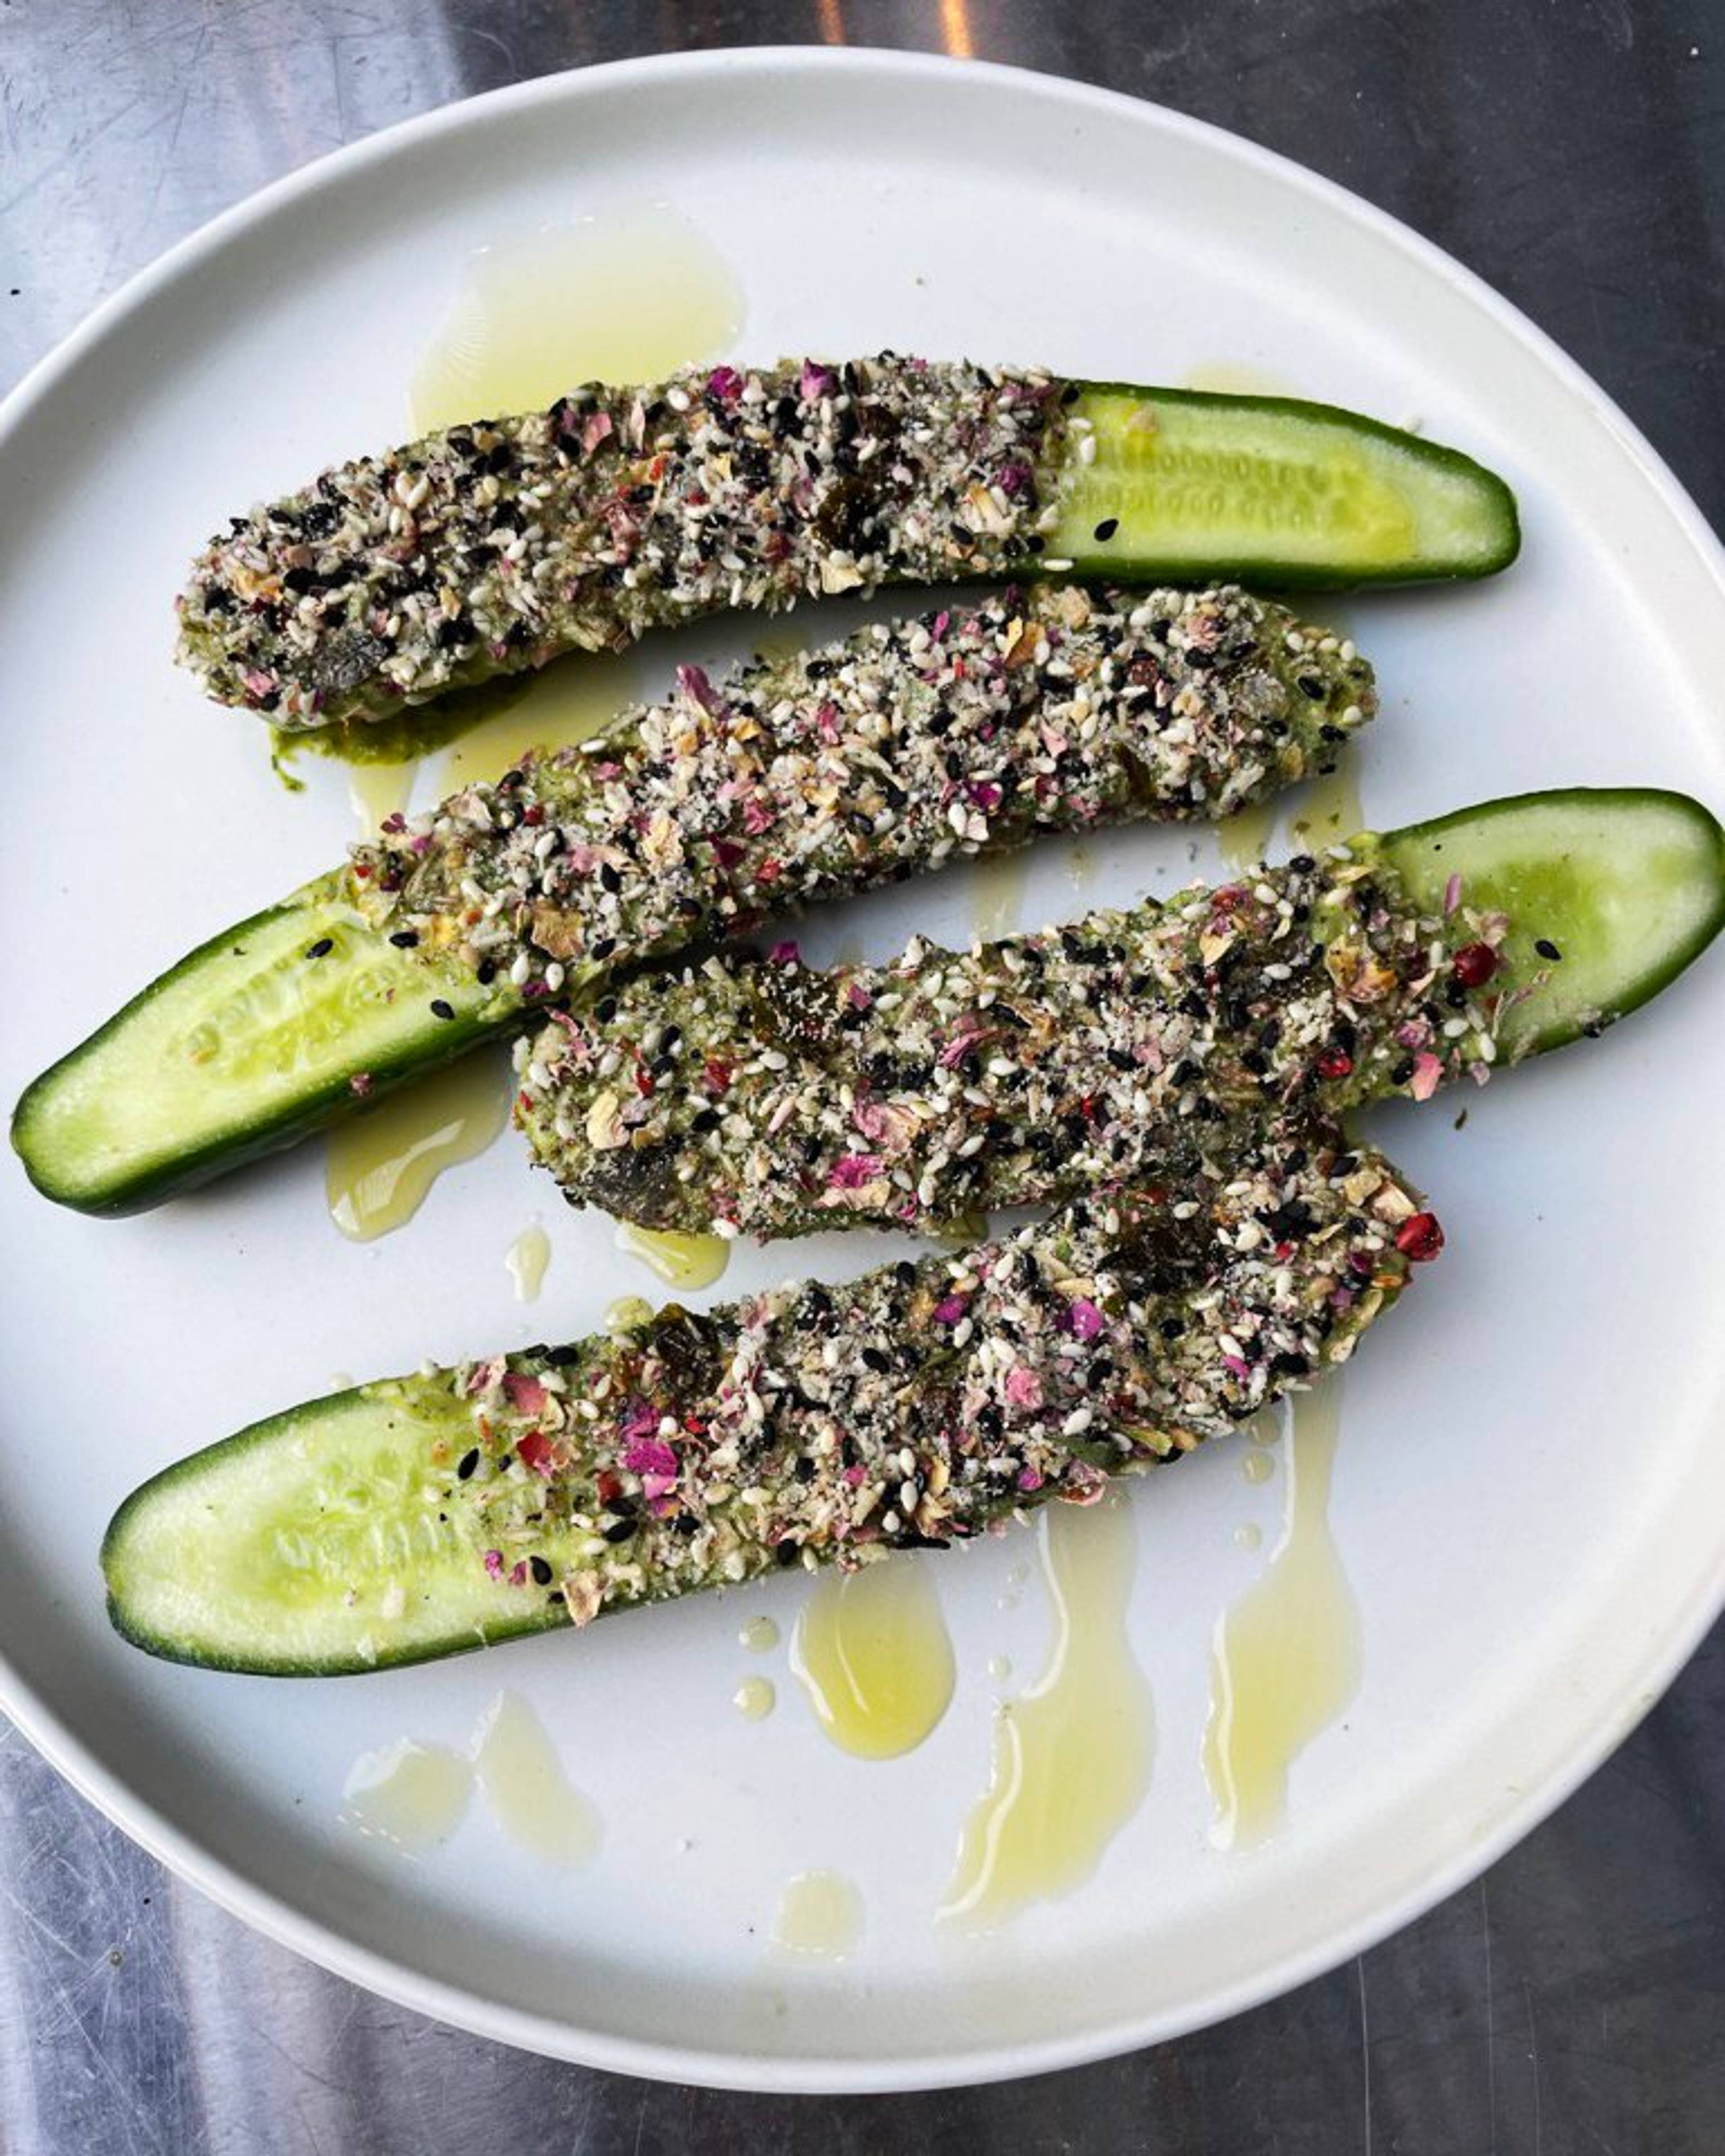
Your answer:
2;1;1723;2147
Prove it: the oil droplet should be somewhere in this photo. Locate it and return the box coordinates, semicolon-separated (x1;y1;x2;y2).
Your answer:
942;1496;1152;1929
326;1052;513;1240
1233;1522;1263;1552
739;1616;781;1654
986;1654;1012;1684
1290;761;1366;848
340;1740;473;1854
615;1221;731;1290
970;852;1028;946
409;206;743;434
1202;1382;1362;1850
1242;1449;1276;1485
772;1871;865;1960
505;1222;552;1303
791;1560;955;1760
431;647;641;794
348;758;416;840
472;1692;601;1867
1066;836;1095;891
603;1293;657;1334
1217;794;1279;875
1181;360;1303;397
733;1677;776;1722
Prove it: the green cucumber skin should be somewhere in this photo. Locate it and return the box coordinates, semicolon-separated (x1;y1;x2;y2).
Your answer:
1380;787;1725;1060
1060;383;1522;586
11;884;518;1217
100;1385;567;1675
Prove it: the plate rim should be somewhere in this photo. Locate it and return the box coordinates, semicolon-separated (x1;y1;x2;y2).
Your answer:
4;41;1724;2094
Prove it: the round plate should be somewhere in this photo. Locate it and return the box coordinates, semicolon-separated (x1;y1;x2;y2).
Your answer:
2;47;1723;2094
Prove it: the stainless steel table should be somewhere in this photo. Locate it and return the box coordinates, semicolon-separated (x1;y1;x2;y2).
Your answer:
3;4;1722;2147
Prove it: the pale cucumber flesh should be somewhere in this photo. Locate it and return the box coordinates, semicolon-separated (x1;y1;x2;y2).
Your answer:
11;873;517;1215
1052;386;1520;584
1379;788;1725;1057
101;1378;594;1674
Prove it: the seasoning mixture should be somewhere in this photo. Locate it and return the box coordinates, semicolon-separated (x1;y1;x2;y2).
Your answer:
515;839;1524;1239
422;1122;1434;1630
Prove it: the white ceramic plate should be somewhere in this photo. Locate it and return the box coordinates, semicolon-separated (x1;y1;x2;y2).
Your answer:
3;47;1724;2094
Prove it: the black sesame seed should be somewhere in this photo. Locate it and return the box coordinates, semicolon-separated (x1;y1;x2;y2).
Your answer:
305;937;334;959
477;958;497;985
429;998;456;1021
388;928;419;948
1092;517;1119;542
1535;937;1562;962
529;1555;555;1584
600;1520;635;1546
456;1448;479;1481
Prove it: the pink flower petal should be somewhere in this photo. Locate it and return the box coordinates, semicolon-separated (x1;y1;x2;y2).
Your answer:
1004;1366;1044;1410
502;1372;547;1416
622;1436;679;1479
829;1153;884;1190
1410;1051;1445;1102
516;1430;555;1478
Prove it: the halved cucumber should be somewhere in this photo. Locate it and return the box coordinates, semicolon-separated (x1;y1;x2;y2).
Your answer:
102;1376;589;1673
1377;788;1725;1058
1051;385;1520;586
11;872;521;1215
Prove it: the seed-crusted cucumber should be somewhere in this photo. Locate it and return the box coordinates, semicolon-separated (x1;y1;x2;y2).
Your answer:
352;582;1372;985
176;354;1513;731
17;585;1372;1215
102;1122;1430;1675
516;788;1725;1239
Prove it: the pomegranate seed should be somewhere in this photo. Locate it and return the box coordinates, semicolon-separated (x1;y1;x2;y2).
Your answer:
1395;1212;1445;1262
1452;941;1499;988
1317;1047;1354;1079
